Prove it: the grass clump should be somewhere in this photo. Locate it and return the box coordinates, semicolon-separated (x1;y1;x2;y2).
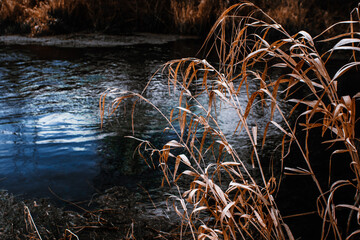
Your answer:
101;1;360;239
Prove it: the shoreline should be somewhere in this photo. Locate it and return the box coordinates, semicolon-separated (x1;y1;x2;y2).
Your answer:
0;186;178;239
0;33;199;48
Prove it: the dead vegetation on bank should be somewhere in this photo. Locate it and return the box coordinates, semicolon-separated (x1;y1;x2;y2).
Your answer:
101;2;360;239
0;0;169;35
0;187;177;240
0;0;357;36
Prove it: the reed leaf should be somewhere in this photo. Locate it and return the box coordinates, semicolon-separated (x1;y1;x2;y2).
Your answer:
101;2;360;239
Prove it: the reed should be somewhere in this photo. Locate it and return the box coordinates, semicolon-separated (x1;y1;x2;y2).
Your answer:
101;2;360;239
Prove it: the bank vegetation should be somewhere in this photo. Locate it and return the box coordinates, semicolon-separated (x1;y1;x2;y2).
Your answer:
0;0;357;36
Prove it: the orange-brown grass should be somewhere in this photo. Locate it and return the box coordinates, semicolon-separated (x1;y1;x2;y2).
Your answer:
265;0;312;29
101;2;360;239
253;0;356;34
201;3;360;238
1;0;226;35
0;0;170;35
170;0;228;33
100;67;294;239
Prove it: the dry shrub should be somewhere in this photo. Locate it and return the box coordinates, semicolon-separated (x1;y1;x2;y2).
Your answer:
170;0;228;33
265;0;312;29
252;0;355;35
0;0;57;35
0;0;31;33
0;0;170;35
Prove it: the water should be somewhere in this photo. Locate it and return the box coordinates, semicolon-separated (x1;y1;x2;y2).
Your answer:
0;37;288;201
0;39;204;200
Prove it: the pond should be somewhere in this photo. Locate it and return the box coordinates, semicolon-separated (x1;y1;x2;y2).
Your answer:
0;35;288;202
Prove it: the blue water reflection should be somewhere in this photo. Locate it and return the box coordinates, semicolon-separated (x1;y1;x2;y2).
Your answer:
0;41;196;200
0;39;289;202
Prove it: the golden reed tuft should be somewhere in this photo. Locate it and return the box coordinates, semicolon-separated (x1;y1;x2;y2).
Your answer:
102;2;360;239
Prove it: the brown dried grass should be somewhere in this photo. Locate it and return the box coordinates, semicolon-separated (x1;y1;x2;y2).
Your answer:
170;0;228;33
0;0;355;36
200;3;360;238
101;1;360;239
89;1;360;240
0;0;169;35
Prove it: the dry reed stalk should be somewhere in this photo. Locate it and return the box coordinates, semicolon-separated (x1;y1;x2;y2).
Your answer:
24;205;43;240
101;64;294;239
200;2;360;239
64;229;80;240
101;6;293;240
101;2;360;239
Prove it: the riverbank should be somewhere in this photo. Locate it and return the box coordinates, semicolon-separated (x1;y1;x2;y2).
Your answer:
0;0;357;37
0;35;202;239
0;186;179;239
0;33;198;48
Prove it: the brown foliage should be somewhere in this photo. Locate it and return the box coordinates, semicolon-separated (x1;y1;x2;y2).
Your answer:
0;0;356;36
0;0;171;35
170;0;228;33
102;2;360;239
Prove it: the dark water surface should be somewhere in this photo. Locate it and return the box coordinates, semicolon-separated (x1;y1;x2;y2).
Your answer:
0;37;288;202
0;39;198;200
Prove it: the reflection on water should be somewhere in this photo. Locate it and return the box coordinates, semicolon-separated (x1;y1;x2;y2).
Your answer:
0;40;203;200
0;38;289;201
